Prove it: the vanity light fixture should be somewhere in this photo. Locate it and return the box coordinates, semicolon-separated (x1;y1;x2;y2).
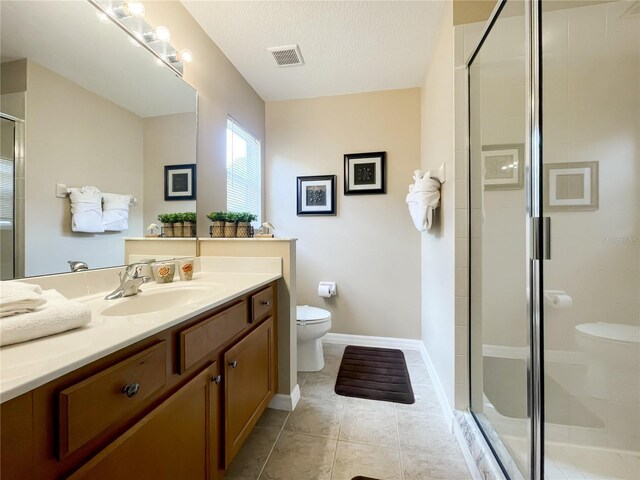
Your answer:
110;1;145;19
167;49;193;64
142;25;171;43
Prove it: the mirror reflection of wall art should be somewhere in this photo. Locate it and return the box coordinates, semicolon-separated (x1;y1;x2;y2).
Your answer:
544;161;599;211
297;175;336;216
344;151;386;195
482;144;524;190
164;164;196;201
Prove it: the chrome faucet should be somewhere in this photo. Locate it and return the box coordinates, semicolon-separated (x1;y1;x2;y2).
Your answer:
105;263;151;300
68;260;89;272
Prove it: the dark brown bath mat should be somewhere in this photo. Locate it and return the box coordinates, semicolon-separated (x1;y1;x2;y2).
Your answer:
335;345;414;404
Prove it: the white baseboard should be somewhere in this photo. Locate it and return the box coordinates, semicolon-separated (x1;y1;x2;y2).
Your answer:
323;332;425;350
268;383;300;411
417;343;454;428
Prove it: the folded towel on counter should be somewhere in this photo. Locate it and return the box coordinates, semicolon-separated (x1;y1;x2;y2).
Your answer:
102;193;130;231
0;290;91;346
406;170;441;232
0;281;46;318
69;186;104;233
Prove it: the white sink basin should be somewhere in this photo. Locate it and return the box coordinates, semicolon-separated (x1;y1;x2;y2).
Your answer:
95;284;225;317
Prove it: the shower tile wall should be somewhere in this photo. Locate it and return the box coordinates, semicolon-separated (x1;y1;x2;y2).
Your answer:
542;1;640;452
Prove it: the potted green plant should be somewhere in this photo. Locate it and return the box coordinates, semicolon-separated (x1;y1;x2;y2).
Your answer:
182;212;197;237
206;211;226;238
224;212;240;237
171;213;184;238
236;212;257;238
157;213;174;237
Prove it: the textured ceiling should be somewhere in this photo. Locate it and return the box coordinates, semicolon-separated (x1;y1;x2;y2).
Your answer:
181;1;445;101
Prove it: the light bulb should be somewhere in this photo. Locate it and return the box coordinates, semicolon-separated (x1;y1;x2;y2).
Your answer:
124;1;145;17
155;25;171;42
179;49;193;63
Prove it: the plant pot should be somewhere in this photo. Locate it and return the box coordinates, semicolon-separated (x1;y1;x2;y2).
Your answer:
183;221;195;238
161;223;174;237
210;221;224;238
173;222;184;238
236;222;251;238
223;221;237;238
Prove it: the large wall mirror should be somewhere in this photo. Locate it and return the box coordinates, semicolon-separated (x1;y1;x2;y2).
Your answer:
0;0;197;279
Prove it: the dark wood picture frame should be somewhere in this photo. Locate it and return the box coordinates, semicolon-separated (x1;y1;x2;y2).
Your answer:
164;164;196;201
296;175;336;216
344;151;386;195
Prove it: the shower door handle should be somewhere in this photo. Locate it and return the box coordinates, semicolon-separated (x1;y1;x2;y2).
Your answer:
532;217;551;260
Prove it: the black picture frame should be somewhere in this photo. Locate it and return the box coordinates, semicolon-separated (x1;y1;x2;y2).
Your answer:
297;175;336;216
164;164;196;201
344;151;386;195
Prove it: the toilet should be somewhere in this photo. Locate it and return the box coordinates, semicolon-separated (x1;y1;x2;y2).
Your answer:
297;305;332;372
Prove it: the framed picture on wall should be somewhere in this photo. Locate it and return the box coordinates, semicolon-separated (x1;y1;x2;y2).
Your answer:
482;144;524;190
344;151;386;195
297;175;336;216
164;164;196;201
544;161;599;211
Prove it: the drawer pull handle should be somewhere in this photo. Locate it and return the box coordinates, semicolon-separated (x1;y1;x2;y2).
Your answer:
122;383;141;398
261;300;270;307
212;375;223;384
229;360;238;369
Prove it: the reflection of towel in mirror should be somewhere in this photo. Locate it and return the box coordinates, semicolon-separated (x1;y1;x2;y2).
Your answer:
406;170;441;231
102;193;130;231
0;289;91;346
0;281;46;318
70;186;104;233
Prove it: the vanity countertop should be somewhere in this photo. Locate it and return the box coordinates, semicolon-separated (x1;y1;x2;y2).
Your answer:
0;269;281;404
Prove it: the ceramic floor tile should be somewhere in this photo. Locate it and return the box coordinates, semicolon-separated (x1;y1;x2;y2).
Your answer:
297;372;308;388
331;441;402;480
394;383;440;415
339;398;398;448
260;431;336;480
401;447;471;480
402;349;425;365
407;363;432;385
323;342;346;359
396;409;452;452
301;372;341;400
223;426;280;480
285;396;344;439
254;407;289;432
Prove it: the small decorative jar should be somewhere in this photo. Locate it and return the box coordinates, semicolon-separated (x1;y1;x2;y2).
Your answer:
236;222;251;238
152;262;175;283
173;222;184;238
161;223;174;237
210;221;224;238
183;221;195;237
178;258;195;281
224;221;237;238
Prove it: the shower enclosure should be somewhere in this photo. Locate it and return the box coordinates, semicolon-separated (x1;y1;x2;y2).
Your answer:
467;1;639;479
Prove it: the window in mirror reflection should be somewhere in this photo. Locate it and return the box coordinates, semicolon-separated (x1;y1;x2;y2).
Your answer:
226;117;262;226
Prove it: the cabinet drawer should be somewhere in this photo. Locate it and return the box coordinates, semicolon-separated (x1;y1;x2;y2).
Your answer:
58;342;166;459
179;301;248;373
251;286;274;323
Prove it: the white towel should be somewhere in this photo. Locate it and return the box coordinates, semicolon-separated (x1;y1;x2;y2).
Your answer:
0;281;46;318
70;186;104;233
406;170;441;231
0;289;91;346
102;193;130;231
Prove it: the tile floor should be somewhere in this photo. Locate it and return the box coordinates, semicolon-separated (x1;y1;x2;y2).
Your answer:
224;343;472;480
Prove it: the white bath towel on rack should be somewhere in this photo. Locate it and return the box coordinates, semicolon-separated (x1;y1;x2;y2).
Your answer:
102;193;131;231
0;289;91;346
406;170;441;231
69;186;104;233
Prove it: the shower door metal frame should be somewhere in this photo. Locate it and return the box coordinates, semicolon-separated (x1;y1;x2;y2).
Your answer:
466;1;545;479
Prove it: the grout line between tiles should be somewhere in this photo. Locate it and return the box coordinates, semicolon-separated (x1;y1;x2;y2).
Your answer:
329;381;347;479
395;405;405;480
255;411;291;480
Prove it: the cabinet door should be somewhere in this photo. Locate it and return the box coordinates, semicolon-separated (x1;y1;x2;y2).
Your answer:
224;317;275;466
68;363;220;480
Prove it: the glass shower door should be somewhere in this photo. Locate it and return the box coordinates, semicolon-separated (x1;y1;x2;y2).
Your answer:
0;116;16;280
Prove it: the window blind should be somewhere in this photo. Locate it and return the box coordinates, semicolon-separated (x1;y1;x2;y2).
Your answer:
0;157;14;222
226;117;261;226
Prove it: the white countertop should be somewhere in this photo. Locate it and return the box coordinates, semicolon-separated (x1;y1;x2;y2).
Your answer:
0;268;281;403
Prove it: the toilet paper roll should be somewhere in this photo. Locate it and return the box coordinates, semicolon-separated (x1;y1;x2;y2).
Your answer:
550;294;572;309
318;284;332;298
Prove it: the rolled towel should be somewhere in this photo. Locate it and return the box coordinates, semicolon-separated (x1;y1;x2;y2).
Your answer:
70;186;104;233
0;281;46;318
0;290;91;346
406;177;441;231
102;193;130;231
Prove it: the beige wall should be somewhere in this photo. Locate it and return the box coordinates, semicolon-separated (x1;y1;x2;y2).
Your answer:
143;2;266;237
24;61;144;276
453;0;497;26
420;3;457;408
265;89;421;340
143;112;197;229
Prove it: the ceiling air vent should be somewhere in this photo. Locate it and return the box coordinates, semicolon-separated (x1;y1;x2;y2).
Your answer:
268;44;304;67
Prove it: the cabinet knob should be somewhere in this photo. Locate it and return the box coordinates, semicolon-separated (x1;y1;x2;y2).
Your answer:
122;383;140;398
212;375;223;384
261;300;270;307
229;360;238;369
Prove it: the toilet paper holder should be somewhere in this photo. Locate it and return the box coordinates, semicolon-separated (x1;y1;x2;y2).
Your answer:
318;282;337;297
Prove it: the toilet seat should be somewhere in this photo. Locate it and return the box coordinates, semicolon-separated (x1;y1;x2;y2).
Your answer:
297;305;331;325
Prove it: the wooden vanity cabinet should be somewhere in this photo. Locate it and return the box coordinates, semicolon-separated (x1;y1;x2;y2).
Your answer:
0;281;277;480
